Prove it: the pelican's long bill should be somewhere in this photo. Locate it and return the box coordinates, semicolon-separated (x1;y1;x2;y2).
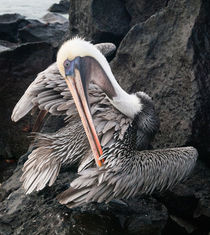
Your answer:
64;58;103;167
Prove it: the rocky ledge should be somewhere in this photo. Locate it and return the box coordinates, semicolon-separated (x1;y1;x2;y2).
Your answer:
0;0;210;234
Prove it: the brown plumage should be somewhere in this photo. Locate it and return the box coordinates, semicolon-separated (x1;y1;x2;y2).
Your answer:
12;38;198;208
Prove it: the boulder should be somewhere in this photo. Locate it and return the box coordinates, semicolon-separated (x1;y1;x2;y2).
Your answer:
0;42;54;159
0;151;168;235
69;0;169;45
48;0;70;14
69;0;131;45
111;0;210;160
42;12;68;24
0;13;69;162
125;0;168;25
0;13;29;43
0;12;69;48
157;160;210;234
18;21;69;48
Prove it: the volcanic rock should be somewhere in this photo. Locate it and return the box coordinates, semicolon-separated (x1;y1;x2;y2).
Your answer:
69;0;170;45
0;14;29;43
111;0;210;160
18;20;69;48
157;161;210;234
0;150;168;235
0;42;54;159
42;12;68;24
69;0;131;45
125;0;169;26
48;0;70;14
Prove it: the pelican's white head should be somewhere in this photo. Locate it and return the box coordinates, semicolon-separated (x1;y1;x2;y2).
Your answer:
57;37;113;80
56;37;143;119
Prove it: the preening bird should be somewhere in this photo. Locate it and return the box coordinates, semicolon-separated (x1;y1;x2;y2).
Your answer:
12;37;198;208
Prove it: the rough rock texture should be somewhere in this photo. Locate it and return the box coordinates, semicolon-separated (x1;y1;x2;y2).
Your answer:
0;13;69;47
49;0;70;14
1;151;210;234
111;0;210;160
0;13;69;160
125;0;168;26
42;12;68;24
0;152;168;235
0;43;54;159
69;0;131;45
18;20;69;48
0;14;28;43
159;161;210;235
69;0;168;45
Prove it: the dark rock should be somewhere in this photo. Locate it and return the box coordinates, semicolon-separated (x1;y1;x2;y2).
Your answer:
49;0;70;14
0;40;18;49
0;14;29;43
125;0;169;26
18;21;69;48
189;0;210;161
69;0;169;46
42;12;68;24
111;0;210;158
0;150;168;235
157;161;210;235
0;159;16;183
69;0;131;45
0;42;54;160
0;12;69;48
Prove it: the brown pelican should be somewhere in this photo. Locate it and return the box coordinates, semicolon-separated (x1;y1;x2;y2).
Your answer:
12;37;198;208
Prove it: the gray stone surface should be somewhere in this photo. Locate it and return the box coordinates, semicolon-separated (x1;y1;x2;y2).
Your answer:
69;0;130;45
48;0;70;14
42;12;68;24
18;20;69;48
0;13;28;43
0;151;168;235
111;0;210;159
69;0;169;45
125;0;168;25
0;42;54;159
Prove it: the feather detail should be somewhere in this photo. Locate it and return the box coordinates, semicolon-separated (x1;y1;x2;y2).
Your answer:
58;147;198;208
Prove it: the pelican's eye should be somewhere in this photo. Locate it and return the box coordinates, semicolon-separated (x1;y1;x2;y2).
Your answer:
64;59;74;76
64;59;71;69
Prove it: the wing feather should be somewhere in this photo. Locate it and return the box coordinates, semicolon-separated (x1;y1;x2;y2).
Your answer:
57;147;198;208
11;42;116;122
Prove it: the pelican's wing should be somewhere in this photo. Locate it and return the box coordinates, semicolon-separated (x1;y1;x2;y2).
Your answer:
20;119;90;194
57;147;198;208
11;62;70;122
11;43;116;122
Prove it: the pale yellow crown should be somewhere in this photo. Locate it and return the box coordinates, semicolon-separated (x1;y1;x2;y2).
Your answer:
56;37;111;78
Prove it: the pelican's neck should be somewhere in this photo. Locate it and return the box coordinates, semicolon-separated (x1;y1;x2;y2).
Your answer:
90;53;142;119
106;72;142;119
